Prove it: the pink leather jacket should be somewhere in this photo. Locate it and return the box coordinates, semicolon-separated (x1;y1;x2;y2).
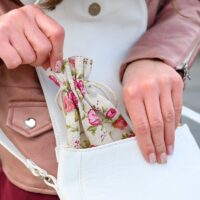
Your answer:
0;0;199;195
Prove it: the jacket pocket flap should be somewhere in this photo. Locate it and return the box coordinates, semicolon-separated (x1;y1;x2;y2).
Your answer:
6;101;53;138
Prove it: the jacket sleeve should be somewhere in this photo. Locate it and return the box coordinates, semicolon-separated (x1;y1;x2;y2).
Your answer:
0;0;21;15
120;0;200;81
0;0;22;64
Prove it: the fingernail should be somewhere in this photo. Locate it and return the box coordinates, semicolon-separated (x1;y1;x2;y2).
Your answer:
54;60;62;72
160;153;167;164
167;145;174;155
149;153;157;164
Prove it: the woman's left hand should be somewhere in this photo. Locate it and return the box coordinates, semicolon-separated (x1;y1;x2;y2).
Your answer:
122;59;184;164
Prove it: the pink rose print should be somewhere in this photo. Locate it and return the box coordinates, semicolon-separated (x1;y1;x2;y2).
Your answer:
63;94;75;112
74;79;79;88
127;133;135;138
68;91;79;107
74;79;86;96
74;140;80;149
113;116;128;130
69;57;75;67
90;144;97;148
88;109;101;126
49;75;60;87
106;108;117;119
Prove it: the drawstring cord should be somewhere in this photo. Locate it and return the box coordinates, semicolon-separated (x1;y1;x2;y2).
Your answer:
47;57;134;148
50;70;118;116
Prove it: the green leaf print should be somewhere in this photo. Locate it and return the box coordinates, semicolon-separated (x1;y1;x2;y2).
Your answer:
81;114;87;120
102;118;112;123
66;124;71;129
83;140;91;148
77;74;83;79
87;126;97;135
71;127;79;132
65;81;70;90
122;134;128;139
71;69;77;77
75;110;79;122
61;62;66;73
102;107;107;114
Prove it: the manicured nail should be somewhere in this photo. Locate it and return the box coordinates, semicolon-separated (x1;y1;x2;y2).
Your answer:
54;60;62;72
149;153;157;164
160;153;167;164
167;145;174;155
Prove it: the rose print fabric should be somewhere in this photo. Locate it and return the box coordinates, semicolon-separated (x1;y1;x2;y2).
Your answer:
46;56;134;148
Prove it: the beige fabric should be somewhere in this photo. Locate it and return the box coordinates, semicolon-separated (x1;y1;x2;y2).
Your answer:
0;0;199;194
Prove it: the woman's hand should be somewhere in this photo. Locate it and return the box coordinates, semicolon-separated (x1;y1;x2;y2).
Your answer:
0;5;65;71
122;59;184;164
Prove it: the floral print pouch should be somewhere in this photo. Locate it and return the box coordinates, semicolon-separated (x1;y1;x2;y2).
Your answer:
47;56;134;149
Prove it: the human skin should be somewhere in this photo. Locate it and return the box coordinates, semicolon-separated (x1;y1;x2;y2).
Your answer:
0;5;184;165
0;5;64;71
122;59;184;164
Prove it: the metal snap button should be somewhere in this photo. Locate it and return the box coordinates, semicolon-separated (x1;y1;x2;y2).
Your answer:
25;118;36;129
88;3;101;16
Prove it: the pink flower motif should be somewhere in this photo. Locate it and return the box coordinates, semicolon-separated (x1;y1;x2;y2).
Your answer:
88;109;101;126
68;91;79;107
74;140;80;148
69;57;75;67
113;116;128;130
74;79;86;96
90;144;97;148
78;80;86;96
127;133;135;138
106;108;117;119
74;79;79;88
49;75;60;87
63;94;75;112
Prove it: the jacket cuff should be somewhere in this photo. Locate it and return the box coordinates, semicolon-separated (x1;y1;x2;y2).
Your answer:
120;1;200;82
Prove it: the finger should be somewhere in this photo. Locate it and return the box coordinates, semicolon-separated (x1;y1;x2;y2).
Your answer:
9;32;36;65
24;23;52;66
144;88;167;164
0;39;22;69
125;97;156;164
42;59;50;70
35;12;64;70
172;77;183;128
160;86;175;155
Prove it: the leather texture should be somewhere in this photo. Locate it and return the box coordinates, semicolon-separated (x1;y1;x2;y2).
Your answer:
120;0;200;81
0;64;57;194
56;125;200;200
0;0;199;194
6;101;52;138
1;123;200;200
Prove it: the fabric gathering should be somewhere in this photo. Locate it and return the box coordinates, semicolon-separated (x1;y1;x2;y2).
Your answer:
0;0;200;200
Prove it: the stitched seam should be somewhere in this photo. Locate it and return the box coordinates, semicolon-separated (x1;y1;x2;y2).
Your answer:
7;103;51;137
62;137;136;152
36;68;62;147
2;167;56;194
8;104;47;108
79;152;84;200
0;85;41;89
9;121;51;137
175;32;200;68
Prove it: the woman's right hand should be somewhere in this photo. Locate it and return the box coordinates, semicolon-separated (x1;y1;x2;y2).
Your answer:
0;4;65;71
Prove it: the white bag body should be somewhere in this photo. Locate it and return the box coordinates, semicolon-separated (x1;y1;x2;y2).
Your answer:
1;56;200;199
56;124;200;200
1;124;200;200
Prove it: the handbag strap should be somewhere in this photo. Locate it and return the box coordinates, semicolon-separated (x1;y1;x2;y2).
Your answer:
0;128;57;189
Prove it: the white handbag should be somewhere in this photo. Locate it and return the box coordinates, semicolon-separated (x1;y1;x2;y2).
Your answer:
1;124;200;200
1;57;200;200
